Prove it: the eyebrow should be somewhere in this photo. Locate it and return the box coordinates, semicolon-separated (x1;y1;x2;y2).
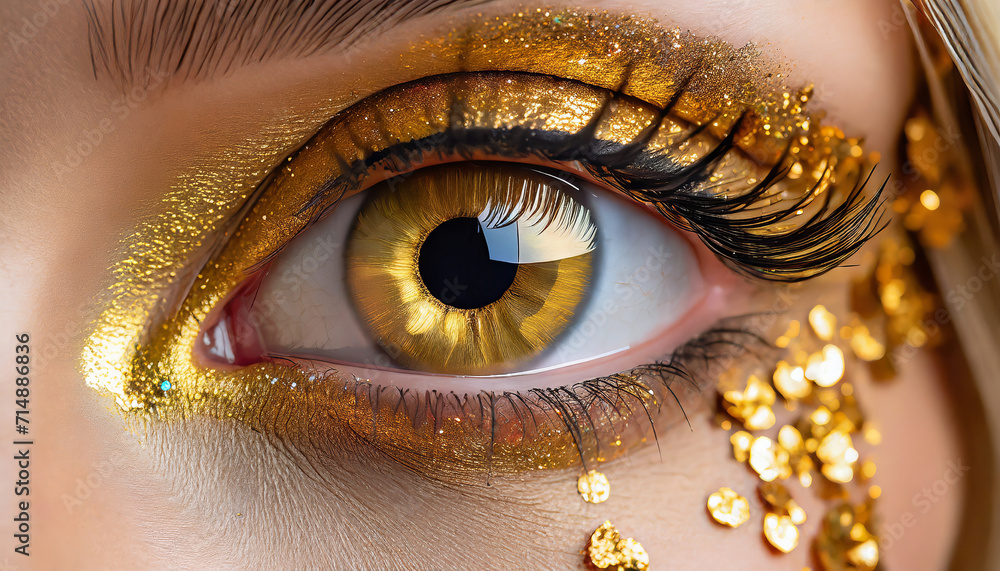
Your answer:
83;0;490;92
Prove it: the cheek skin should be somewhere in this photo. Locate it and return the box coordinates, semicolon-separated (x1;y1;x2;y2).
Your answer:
865;351;965;570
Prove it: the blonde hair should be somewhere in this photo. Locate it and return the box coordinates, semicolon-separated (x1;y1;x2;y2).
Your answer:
909;0;1000;568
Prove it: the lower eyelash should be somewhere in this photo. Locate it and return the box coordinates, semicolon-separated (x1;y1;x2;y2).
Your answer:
301;315;772;479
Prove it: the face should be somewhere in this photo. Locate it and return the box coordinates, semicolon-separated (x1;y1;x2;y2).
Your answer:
1;0;970;569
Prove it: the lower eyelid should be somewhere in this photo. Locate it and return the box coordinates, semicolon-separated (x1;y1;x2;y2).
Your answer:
228;314;769;477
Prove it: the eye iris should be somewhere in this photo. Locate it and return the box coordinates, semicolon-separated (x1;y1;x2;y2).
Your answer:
417;217;518;310
345;163;596;375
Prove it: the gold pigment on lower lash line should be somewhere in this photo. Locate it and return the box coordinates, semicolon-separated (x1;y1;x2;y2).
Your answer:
79;8;873;476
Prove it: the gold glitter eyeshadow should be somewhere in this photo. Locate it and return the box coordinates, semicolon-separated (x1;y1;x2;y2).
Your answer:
586;521;649;571
578;470;611;504
411;9;831;167
707;487;750;528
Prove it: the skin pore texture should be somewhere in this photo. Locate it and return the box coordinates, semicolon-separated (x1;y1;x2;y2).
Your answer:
0;0;966;569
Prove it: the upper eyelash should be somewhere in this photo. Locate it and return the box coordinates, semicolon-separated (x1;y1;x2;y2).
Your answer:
288;72;886;283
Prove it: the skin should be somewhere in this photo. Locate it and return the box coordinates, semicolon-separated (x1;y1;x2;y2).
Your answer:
0;0;967;569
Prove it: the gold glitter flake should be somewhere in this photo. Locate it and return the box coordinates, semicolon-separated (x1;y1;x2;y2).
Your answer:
815;503;880;571
763;513;800;553
749;436;792;482
809;305;837;341
731;430;753;462
586;521;650;571
816;430;859;484
758;482;807;525
707;487;751;528
773;360;811;400
578;470;611;504
723;375;776;430
805;345;846;388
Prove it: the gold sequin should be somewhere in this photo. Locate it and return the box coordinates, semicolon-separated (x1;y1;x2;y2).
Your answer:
763;513;800;553
707;487;751;528
749;436;792;482
587;521;650;571
731;430;753;462
809;305;837;341
805;345;846;388
578;470;611;504
815;503;880;571
816;430;858;484
774;361;811;400
758;481;807;525
723;375;776;431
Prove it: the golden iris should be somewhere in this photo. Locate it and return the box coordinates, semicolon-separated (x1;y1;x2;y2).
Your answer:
345;163;596;375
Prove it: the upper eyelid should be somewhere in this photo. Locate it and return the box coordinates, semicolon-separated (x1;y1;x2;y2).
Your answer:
77;8;878;419
247;71;883;283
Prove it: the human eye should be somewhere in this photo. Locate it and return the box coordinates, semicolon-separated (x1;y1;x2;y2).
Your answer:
47;3;977;569
222;160;700;376
83;12;880;478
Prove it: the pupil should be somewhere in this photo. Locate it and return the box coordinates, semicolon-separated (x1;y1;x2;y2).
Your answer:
418;217;518;309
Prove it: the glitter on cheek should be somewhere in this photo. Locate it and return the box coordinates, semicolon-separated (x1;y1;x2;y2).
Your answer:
706;265;924;566
706;487;750;528
763;512;800;553
722;375;776;431
585;521;650;571
815;503;880;571
578;470;611;504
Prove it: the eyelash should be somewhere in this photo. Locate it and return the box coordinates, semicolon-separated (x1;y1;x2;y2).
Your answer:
304;316;769;475
286;73;886;283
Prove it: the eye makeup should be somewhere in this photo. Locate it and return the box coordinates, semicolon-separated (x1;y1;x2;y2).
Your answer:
80;9;881;481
